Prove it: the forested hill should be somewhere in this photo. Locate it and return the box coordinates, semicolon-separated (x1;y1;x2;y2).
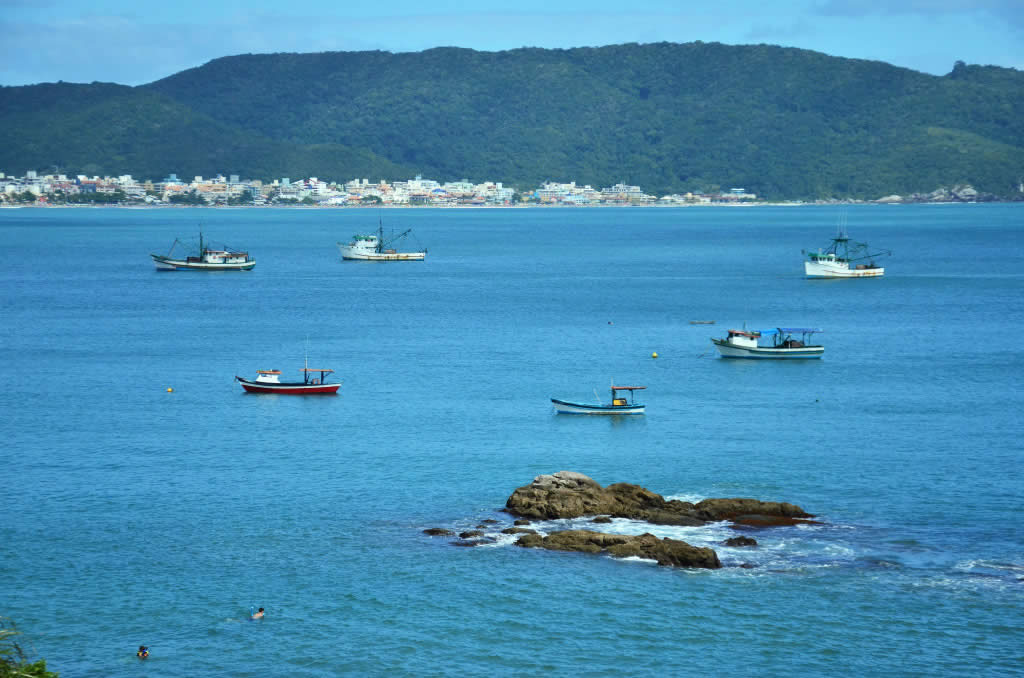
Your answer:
4;42;1024;200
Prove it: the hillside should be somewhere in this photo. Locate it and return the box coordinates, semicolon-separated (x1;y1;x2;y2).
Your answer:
0;82;413;183
3;43;1024;199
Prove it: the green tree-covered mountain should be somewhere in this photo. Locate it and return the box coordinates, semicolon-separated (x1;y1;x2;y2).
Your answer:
3;42;1023;199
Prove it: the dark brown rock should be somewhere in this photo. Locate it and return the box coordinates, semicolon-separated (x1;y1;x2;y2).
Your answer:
591;516;613;524
505;472;812;529
423;528;455;536
513;519;531;526
515;530;721;569
695;498;815;521
501;527;538;535
724;536;758;547
459;530;485;539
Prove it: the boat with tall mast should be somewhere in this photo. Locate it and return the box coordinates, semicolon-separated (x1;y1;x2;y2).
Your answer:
337;219;426;261
151;231;255;271
803;221;890;278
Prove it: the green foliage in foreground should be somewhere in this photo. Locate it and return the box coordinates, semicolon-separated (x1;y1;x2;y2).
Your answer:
2;44;1023;199
0;618;58;678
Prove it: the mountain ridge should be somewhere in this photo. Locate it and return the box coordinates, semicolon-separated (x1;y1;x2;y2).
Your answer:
2;42;1022;199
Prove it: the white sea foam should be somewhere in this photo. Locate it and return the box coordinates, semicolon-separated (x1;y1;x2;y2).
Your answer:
664;493;705;504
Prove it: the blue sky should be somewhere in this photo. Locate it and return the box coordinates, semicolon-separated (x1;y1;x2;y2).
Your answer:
1;0;1021;86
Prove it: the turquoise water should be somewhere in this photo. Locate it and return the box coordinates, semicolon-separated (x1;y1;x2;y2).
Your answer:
1;205;1022;676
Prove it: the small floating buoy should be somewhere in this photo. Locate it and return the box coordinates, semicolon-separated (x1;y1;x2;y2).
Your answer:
652;352;658;359
167;387;173;393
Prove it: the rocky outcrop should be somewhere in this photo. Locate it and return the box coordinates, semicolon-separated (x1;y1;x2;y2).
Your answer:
516;530;721;569
423;528;455;536
505;472;814;527
724;536;758;547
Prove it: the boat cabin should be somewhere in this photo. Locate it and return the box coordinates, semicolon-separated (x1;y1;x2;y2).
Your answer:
725;329;761;348
202;249;250;264
255;370;281;383
610;385;645;406
808;251;846;265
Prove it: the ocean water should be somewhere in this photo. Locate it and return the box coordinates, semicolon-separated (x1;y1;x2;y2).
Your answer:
1;204;1022;677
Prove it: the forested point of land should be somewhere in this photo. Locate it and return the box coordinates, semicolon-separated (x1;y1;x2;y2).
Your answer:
1;43;1022;200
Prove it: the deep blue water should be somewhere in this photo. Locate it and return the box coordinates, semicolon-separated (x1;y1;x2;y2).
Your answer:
1;204;1022;677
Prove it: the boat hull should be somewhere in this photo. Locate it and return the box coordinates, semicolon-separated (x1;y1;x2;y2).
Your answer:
337;245;425;261
804;261;883;278
550;398;645;415
152;255;255;271
236;377;339;394
711;338;824;359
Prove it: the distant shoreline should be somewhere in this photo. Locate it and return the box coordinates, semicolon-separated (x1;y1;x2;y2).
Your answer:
2;200;1010;209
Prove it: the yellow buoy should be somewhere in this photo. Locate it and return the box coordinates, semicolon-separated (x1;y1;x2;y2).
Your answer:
652;352;658;359
167;387;173;392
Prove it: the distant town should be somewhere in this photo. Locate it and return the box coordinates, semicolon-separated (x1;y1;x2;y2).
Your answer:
0;171;760;207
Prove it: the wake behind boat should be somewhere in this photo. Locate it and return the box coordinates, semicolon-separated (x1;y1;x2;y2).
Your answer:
337;222;426;261
551;385;646;415
711;327;824;359
151;231;255;271
803;224;889;278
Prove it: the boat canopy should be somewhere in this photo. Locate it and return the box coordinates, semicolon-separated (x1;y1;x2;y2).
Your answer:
256;370;282;374
301;368;334;373
757;328;823;335
611;385;646;390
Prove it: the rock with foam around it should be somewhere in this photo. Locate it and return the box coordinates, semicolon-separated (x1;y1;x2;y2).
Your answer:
516;529;721;569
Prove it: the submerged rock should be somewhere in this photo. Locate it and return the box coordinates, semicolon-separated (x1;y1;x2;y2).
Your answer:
724;536;758;547
501;527;537;535
505;471;814;527
423;528;455;537
516;530;721;569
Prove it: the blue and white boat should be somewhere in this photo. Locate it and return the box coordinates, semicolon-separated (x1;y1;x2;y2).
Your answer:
551;385;646;415
711;328;824;359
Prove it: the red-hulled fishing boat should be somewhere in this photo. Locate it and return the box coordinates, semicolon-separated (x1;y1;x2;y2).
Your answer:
235;362;340;395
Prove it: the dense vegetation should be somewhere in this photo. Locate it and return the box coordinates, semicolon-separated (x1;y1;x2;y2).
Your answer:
0;618;57;678
2;43;1023;200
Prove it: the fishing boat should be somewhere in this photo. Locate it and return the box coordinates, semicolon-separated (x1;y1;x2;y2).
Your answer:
337;222;426;261
151;231;255;271
803;225;890;278
711;327;824;359
551;384;646;415
235;361;340;394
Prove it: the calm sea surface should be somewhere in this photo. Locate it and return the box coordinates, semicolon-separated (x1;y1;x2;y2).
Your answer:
1;205;1022;677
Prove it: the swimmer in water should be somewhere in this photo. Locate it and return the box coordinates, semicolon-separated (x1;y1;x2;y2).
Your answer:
137;646;149;659
251;607;264;620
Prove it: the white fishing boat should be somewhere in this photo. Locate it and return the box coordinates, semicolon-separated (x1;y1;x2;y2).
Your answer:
337;222;426;261
551;384;646;415
803;225;890;278
151;231;255;271
711;327;824;359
